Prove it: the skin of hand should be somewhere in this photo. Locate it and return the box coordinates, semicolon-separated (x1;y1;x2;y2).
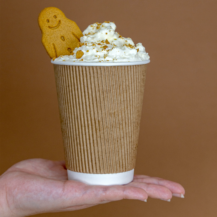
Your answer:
0;159;185;217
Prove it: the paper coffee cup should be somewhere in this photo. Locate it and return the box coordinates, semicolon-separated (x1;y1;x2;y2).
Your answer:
51;60;150;185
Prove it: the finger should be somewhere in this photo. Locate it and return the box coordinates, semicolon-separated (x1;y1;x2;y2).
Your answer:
100;201;110;204
34;181;148;214
128;182;172;201
58;204;97;212
133;175;185;196
59;201;111;212
78;184;148;204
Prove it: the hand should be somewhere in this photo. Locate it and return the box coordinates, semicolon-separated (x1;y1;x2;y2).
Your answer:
0;159;185;217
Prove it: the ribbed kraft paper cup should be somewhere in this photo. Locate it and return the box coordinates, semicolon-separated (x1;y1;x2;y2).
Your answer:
51;60;150;185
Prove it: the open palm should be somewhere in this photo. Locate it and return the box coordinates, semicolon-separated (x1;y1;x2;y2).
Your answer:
0;159;185;217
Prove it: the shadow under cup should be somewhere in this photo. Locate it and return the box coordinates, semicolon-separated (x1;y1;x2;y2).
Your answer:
51;60;150;185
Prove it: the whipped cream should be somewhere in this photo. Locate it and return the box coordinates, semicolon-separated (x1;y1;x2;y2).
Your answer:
54;21;150;62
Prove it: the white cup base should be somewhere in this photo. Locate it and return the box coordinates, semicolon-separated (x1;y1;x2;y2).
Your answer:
67;169;134;186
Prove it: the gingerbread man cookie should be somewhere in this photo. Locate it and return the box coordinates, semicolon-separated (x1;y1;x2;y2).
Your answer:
38;7;83;59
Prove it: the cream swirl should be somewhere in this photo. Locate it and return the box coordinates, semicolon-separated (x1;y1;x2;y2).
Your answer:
54;21;150;62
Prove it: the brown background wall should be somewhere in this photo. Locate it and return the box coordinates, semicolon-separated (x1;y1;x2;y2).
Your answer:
0;0;216;216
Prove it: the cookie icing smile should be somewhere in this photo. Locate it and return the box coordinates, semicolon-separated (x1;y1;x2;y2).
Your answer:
48;20;61;29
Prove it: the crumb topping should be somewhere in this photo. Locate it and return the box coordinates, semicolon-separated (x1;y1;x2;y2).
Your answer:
54;21;150;62
76;50;84;59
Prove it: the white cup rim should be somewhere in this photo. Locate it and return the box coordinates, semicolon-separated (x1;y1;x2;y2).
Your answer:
51;59;150;66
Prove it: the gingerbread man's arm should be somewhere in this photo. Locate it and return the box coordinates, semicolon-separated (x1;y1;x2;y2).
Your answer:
42;36;57;58
69;20;83;41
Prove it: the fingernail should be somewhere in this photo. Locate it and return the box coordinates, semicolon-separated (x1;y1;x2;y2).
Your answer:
161;198;171;202
173;193;185;198
144;199;147;202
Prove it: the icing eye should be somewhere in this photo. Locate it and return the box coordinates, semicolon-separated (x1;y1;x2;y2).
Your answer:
54;15;57;18
46;19;49;23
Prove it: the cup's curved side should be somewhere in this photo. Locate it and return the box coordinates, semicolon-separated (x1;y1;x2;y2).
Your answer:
54;65;147;174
